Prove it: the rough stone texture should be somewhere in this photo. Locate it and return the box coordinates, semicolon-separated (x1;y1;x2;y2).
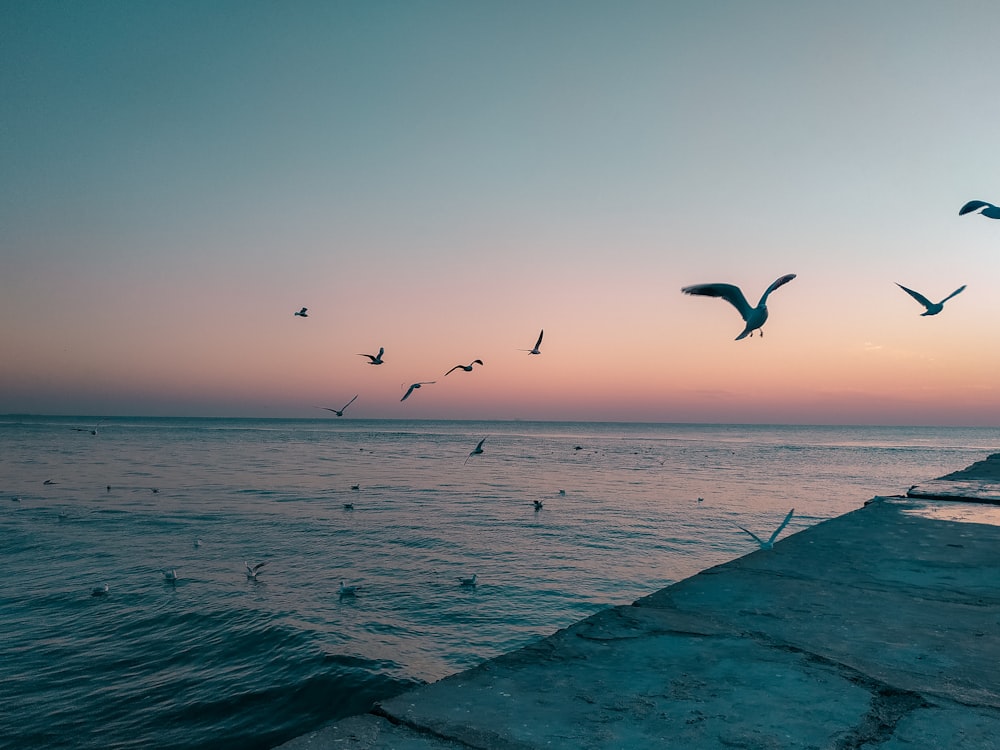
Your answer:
276;492;1000;750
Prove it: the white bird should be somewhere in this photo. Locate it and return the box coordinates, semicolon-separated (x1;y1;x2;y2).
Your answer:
318;395;358;417
401;381;435;402
519;329;544;354
896;283;966;316
162;568;178;584
91;584;109;597
294;307;309;317
737;508;794;550
339;580;360;597
959;200;1000;219
445;359;484;376
465;437;486;464
193;538;202;548
245;561;267;580
533;500;544;511
358;347;385;365
682;274;797;340
458;574;477;587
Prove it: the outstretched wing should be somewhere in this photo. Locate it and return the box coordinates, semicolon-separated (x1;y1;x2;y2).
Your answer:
941;285;967;304
895;283;933;310
767;508;795;544
682;283;753;320
444;365;461;376
340;394;358;410
959;200;992;215
534;330;544;349
401;385;417;402
736;525;764;546
760;273;797;303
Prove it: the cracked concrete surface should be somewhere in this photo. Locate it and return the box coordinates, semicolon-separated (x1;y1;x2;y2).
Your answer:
276;495;1000;749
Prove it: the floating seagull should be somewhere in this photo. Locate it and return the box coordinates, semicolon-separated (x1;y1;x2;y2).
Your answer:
43;479;56;485
162;569;179;584
682;274;797;340
294;307;309;317
959;200;1000;219
465;437;486;464
519;329;544;355
73;420;105;435
91;584;109;597
445;359;484;376
151;488;159;494
245;561;267;580
737;508;795;550
350;484;360;491
558;489;566;496
896;283;966;316
339;580;360;598
317;395;358;417
343;502;354;510
358;347;385;365
401;381;435;402
11;496;20;503
458;574;477;587
193;538;202;548
533;500;544;511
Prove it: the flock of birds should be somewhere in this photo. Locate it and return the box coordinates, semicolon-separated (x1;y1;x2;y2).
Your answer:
81;198;997;600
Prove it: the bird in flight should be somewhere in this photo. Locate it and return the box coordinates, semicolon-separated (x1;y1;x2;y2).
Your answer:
896;283;966;316
317;395;358;417
294;307;309;317
682;274;796;340
358;347;385;365
401;381;435;402
465;437;486;464
445;359;484;376
245;561;267;580
959;200;1000;219
520;329;544;354
737;508;794;550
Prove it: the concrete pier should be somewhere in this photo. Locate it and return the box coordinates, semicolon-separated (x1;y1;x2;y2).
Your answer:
278;458;1000;749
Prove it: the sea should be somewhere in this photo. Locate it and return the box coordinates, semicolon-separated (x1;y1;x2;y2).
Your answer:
2;416;997;749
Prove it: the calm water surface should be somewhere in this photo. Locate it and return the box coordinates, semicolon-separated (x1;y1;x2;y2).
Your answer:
2;417;997;749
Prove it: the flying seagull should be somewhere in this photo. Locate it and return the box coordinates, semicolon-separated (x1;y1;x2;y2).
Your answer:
294;307;309;317
339;580;360;598
317;395;358;417
358;347;385;365
533;500;544;511
401;381;435;402
519;329;544;355
959;200;1000;219
458;574;477;587
682;274;797;340
896;283;966;316
445;359;484;375
737;508;795;550
465;437;486;464
245;561;267;580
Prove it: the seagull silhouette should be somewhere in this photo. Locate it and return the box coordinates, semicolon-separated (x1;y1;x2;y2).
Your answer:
245;561;267;580
358;347;385;365
533;500;544;511
294;307;309;317
73;420;105;435
465;437;486;464
445;359;484;375
959;200;1000;219
317;395;358;416
737;508;794;550
401;381;435;402
339;580;360;598
519;329;544;354
682;274;797;340
896;283;966;316
458;574;477;587
91;584;109;597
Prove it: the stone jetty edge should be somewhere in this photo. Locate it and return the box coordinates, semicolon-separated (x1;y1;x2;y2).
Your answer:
276;453;1000;749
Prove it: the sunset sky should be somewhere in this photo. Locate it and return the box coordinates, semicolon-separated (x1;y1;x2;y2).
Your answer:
3;1;1000;425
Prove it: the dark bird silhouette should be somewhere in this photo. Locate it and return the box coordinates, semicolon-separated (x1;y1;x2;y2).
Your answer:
401;381;435;402
896;283;966;316
682;274;797;340
737;509;794;550
959;200;1000;219
445;359;484;375
465;437;486;464
317;395;358;416
358;347;385;365
519;330;544;355
245;561;267;580
294;307;309;317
